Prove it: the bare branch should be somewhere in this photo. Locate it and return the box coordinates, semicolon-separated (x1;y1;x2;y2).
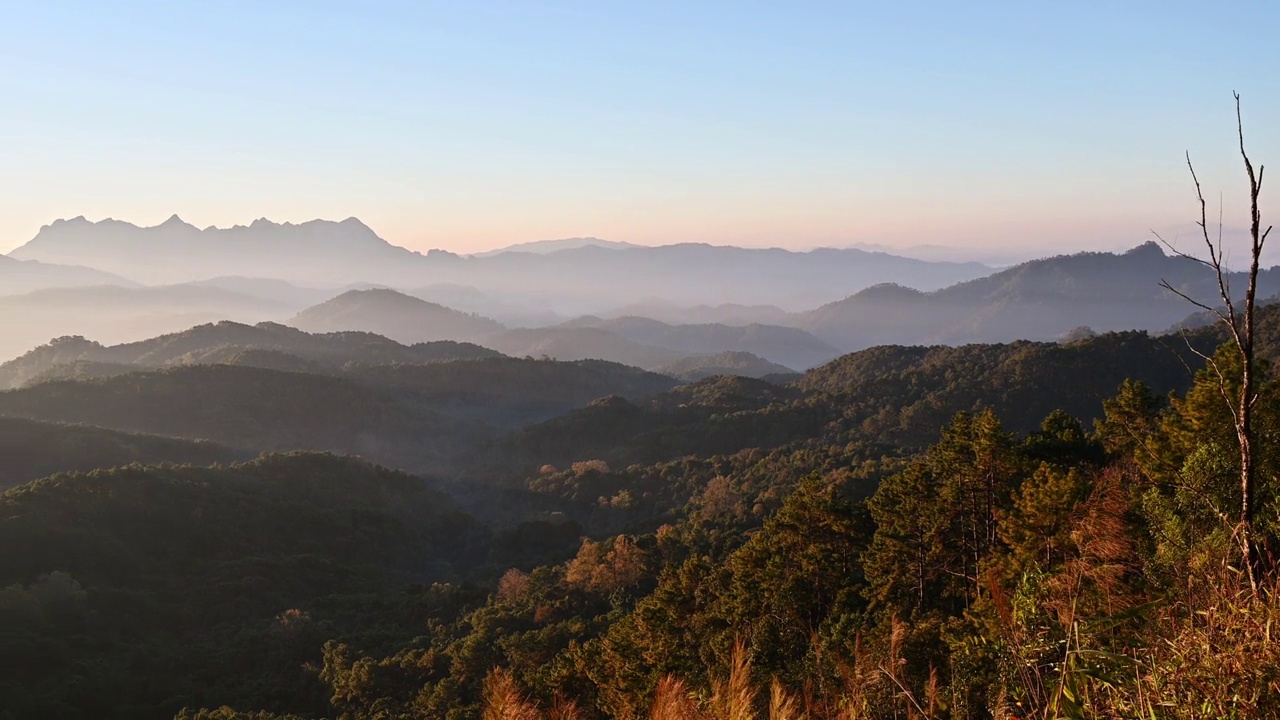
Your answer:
1159;279;1235;335
1173;326;1215;366
1187;153;1240;326
1152;230;1216;269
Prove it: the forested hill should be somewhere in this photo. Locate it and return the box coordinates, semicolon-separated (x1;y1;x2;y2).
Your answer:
0;305;1274;719
793;329;1217;445
0;453;500;719
473;329;1214;485
0;365;487;475
0;417;246;492
0;320;500;390
0;357;679;476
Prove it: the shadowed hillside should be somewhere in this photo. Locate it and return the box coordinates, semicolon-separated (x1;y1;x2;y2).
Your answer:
347;357;678;427
0;453;490;719
0;355;680;475
0;365;484;474
0;417;246;491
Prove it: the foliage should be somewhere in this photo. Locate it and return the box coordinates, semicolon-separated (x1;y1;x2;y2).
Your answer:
2;318;1279;719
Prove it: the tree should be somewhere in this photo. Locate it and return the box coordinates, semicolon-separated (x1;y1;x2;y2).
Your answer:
1156;93;1271;585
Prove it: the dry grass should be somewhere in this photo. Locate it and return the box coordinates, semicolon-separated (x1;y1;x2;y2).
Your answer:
709;641;757;720
1137;567;1280;719
769;679;802;720
483;668;541;720
650;677;702;720
480;560;1280;719
548;696;587;720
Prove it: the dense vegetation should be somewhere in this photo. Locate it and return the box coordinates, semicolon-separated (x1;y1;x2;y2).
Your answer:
0;417;245;492
3;306;1280;718
0;357;677;475
0;454;499;719
200;349;1279;720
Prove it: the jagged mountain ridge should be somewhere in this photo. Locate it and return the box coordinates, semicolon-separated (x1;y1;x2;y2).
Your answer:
9;215;418;286
7;215;992;311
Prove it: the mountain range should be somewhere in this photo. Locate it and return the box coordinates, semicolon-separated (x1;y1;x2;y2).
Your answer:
6;215;1278;370
799;241;1279;349
8;216;993;312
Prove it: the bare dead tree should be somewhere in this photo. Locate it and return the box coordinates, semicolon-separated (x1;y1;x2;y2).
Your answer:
1154;92;1271;587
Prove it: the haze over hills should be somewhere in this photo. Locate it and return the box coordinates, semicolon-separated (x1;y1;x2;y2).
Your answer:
0;320;501;390
0;355;679;473
9;226;1280;371
0;365;490;474
0;284;294;364
282;289;831;370
287;288;506;344
799;242;1280;349
561;315;839;369
409;283;566;327
600;299;793;326
0;254;136;294
484;327;690;369
654;351;797;382
182;276;335;307
7;215;993;312
468;237;643;256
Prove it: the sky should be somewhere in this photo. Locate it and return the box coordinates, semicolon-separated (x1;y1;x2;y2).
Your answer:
2;1;1278;260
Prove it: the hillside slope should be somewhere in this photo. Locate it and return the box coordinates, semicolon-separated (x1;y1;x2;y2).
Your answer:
802;242;1280;349
288;288;505;343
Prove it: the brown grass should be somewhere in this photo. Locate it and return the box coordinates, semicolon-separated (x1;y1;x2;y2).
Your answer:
650;677;703;720
709;640;757;720
482;668;541;720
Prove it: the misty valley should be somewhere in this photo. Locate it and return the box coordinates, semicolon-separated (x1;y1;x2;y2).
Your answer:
0;212;1277;720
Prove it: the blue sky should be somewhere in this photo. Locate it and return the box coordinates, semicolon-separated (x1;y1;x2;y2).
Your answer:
2;1;1277;258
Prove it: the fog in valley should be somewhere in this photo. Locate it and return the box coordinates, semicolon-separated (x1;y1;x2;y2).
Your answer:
3;214;1270;375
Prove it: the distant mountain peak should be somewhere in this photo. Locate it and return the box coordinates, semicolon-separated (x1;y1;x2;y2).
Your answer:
471;237;642;257
288;287;505;344
1125;240;1166;257
853;282;927;300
